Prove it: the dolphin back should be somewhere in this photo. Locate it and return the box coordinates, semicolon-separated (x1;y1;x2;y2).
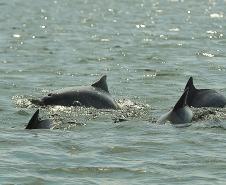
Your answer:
26;109;40;129
169;107;193;124
185;77;226;108
158;89;193;124
185;77;196;91
26;109;52;129
30;75;119;109
190;90;226;108
173;88;189;111
91;75;109;93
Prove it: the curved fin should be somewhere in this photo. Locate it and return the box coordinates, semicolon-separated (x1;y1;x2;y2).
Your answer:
185;77;196;91
26;109;40;129
173;88;189;111
91;75;109;93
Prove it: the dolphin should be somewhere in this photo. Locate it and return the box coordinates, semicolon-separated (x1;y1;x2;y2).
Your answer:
25;109;52;129
157;88;193;125
31;75;119;109
184;77;226;108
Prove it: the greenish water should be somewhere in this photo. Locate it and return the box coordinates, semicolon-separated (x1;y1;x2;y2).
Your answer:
1;0;226;184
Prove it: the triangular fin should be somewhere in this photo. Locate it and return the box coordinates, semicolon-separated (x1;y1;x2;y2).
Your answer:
185;77;196;91
91;75;109;93
173;88;189;110
26;109;40;129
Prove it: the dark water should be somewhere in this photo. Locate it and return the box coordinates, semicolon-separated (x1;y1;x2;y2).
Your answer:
1;0;226;184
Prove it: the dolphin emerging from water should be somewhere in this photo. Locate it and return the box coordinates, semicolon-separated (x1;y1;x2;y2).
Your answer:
184;77;226;108
26;109;52;129
31;75;119;109
157;88;193;125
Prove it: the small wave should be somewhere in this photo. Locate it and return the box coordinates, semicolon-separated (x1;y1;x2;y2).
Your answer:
192;121;226;130
12;95;33;108
172;123;192;128
117;99;149;110
192;107;226;122
40;166;147;175
114;99;151;122
210;13;224;18
104;146;138;154
196;50;225;58
13;95;151;130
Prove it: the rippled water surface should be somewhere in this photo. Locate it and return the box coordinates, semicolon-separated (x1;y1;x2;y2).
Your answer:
1;0;226;184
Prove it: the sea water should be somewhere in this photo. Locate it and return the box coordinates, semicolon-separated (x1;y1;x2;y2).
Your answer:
0;0;226;184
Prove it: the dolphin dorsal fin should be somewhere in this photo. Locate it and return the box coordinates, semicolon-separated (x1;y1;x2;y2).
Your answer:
26;109;40;129
173;88;189;111
185;77;196;91
91;75;109;93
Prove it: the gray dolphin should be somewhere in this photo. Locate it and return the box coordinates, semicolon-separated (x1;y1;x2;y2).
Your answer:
157;88;193;125
185;77;226;108
31;75;119;109
25;109;52;129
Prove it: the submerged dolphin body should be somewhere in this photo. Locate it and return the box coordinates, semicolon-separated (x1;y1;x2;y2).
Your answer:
185;77;226;108
31;75;119;109
26;109;52;129
157;89;193;125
